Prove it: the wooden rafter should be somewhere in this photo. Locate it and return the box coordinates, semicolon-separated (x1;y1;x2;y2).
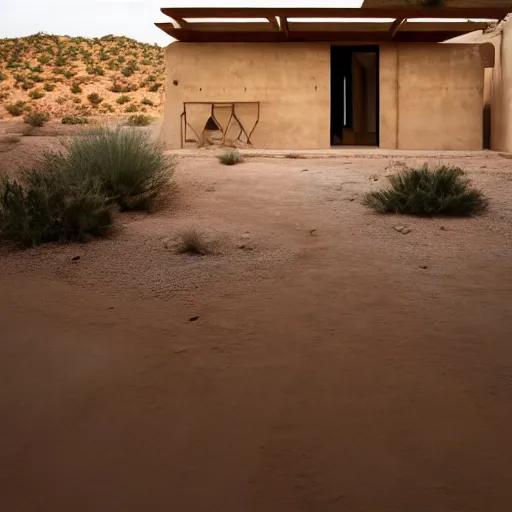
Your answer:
279;16;289;39
389;18;406;39
266;16;280;31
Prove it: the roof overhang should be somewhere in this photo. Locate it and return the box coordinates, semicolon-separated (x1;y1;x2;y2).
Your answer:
156;7;508;43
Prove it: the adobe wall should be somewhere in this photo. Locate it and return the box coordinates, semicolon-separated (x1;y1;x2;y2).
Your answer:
163;42;485;150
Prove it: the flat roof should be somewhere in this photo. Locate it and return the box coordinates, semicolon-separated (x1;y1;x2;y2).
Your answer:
156;7;507;43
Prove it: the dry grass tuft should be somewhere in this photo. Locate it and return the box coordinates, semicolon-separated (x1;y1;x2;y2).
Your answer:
218;149;243;166
176;229;209;255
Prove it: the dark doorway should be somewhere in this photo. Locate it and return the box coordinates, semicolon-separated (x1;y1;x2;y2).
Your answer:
331;46;379;147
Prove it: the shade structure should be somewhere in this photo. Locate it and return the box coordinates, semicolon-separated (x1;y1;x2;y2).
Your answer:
156;7;508;43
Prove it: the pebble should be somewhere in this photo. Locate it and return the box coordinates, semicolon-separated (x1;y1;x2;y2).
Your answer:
401;228;412;235
189;316;199;322
72;255;80;261
419;265;428;270
394;225;405;232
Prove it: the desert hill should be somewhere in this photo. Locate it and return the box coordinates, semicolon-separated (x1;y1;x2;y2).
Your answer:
0;33;165;121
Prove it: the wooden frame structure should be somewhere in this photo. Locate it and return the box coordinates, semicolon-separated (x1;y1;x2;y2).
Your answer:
156;7;507;43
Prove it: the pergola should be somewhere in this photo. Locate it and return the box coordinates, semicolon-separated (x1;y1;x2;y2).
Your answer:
156;6;509;43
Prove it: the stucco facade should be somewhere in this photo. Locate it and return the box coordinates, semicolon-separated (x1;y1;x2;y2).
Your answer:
163;41;487;150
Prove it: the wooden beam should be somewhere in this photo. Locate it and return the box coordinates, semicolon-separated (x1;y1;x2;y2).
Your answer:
154;23;467;43
172;17;188;29
279;16;289;38
266;16;280;31
161;7;508;20
389;18;405;39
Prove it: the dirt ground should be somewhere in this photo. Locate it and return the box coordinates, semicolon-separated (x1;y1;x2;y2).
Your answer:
1;141;512;511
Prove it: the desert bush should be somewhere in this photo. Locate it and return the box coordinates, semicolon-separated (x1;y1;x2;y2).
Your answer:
44;83;56;91
24;111;50;127
28;73;44;83
364;164;489;216
28;89;45;100
141;97;154;106
125;104;138;113
60;127;174;211
0;159;113;247
63;69;75;79
6;102;26;117
87;92;103;105
55;96;67;105
218;149;243;166
54;55;67;66
102;103;114;113
116;94;130;105
122;67;134;77
21;81;35;90
176;229;209;255
72;97;81;104
148;82;162;92
109;82;123;93
127;114;152;127
284;153;305;159
70;82;82;94
30;65;43;73
38;55;51;65
86;65;104;76
61;115;88;125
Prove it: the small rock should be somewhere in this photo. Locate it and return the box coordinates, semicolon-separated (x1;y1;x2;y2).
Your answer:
108;306;115;310
300;169;309;172
419;265;428;270
401;228;412;235
440;226;447;231
238;244;246;249
309;229;317;236
394;225;405;232
189;316;199;322
241;233;251;240
348;197;355;202
72;255;80;261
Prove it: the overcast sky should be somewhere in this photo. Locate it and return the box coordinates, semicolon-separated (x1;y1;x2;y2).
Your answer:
0;1;363;46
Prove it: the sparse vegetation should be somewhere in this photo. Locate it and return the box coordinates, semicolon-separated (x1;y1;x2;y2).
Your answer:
70;82;82;94
6;101;26;117
364;164;489;216
116;94;130;105
284;153;306;159
87;92;103;106
125;104;138;113
127;114;152;126
24;111;50;127
61;115;88;125
218;149;243;166
0;160;113;247
59;127;174;211
44;83;56;92
141;97;154;106
28;88;45;100
176;229;209;255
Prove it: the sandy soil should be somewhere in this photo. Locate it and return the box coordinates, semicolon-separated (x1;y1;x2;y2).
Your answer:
1;145;512;511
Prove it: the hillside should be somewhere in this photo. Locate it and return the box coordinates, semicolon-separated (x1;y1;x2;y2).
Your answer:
0;33;165;121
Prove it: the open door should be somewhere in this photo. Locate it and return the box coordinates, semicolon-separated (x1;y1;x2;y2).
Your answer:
331;46;379;147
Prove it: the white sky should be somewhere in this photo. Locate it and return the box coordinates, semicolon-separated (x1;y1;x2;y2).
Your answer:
0;1;364;46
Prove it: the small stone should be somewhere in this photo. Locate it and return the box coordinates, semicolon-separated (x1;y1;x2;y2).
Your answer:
419;265;428;270
72;255;80;261
108;306;115;310
309;229;317;236
189;316;199;322
401;228;412;235
349;197;355;202
300;169;309;172
394;225;405;232
241;233;251;240
238;244;246;249
440;226;447;231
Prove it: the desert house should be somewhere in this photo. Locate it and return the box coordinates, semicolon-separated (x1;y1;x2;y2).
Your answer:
156;2;510;151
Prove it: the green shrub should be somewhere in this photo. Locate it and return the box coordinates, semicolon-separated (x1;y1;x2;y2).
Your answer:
72;97;81;104
0;71;7;82
125;104;138;113
0;160;113;247
6;102;26;116
116;94;130;105
24;111;50;127
21;81;35;90
127;114;152;127
30;65;43;73
141;97;154;106
63;69;75;79
218;149;243;166
148;82;162;92
43;83;55;91
87;65;104;76
109;82;123;93
54;55;67;66
70;82;82;94
29;89;45;100
55;96;67;105
38;55;51;65
61;115;88;125
122;67;134;77
364;164;489;216
59;127;174;211
87;92;103;105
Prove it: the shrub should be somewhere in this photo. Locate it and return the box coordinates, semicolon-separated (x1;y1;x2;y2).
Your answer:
364;164;489;216
24;111;50;127
0;160;113;247
70;82;82;94
148;82;162;92
109;82;123;93
218;149;243;166
122;67;134;77
87;92;103;105
125;104;138;113
176;229;209;255
21;81;35;90
127;114;152;127
6;102;25;117
0;72;6;82
29;89;45;100
63;69;75;79
72;97;81;104
60;127;174;211
30;65;43;73
141;97;154;106
38;55;51;64
44;83;56;91
87;65;104;76
55;96;67;105
54;55;67;66
116;94;130;105
61;115;88;125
